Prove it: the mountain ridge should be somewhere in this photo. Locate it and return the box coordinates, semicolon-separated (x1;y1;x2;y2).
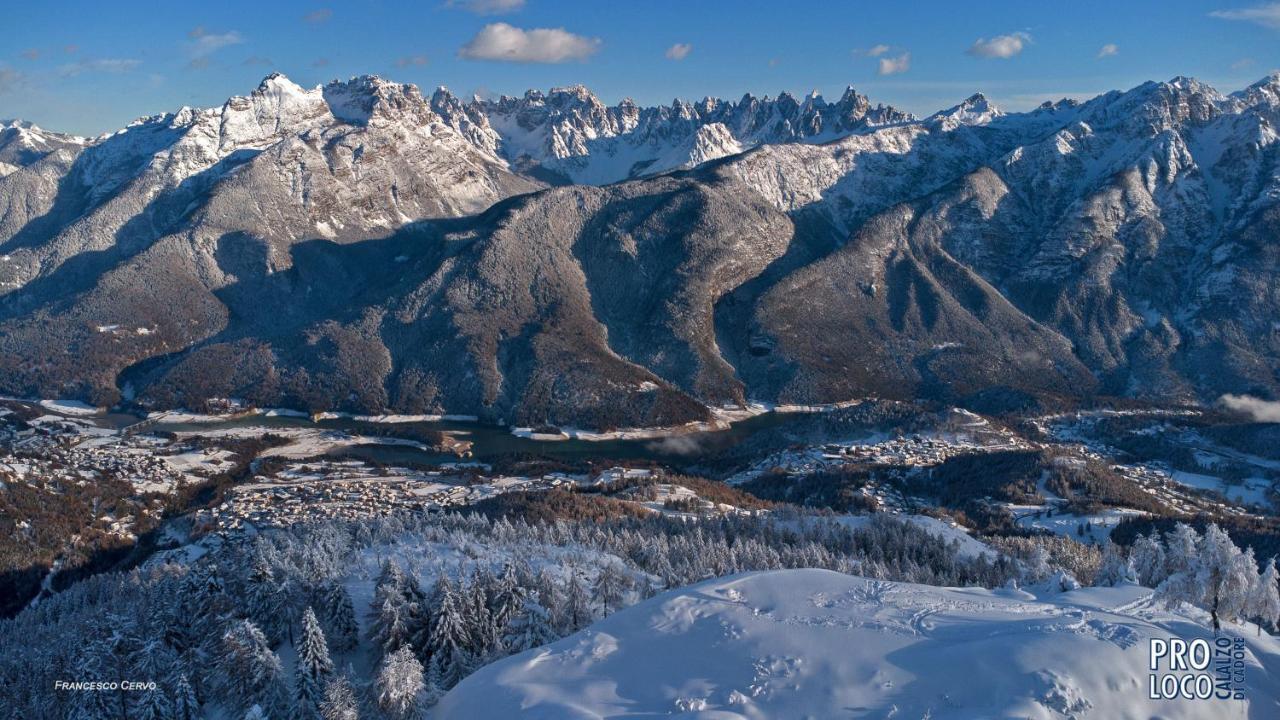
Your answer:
0;73;1277;427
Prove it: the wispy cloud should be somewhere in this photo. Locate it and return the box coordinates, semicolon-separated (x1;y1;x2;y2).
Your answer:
303;8;332;23
395;55;429;68
312;57;330;68
967;32;1031;59
1210;3;1280;30
1231;57;1256;71
20;49;40;61
1220;394;1280;422
447;0;525;14
63;44;78;55
59;58;142;77
860;44;892;57
243;55;274;67
1097;43;1118;59
665;43;692;61
459;23;600;63
185;28;245;69
877;52;911;76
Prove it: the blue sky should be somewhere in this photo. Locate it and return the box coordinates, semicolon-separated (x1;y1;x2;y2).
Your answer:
2;0;1279;136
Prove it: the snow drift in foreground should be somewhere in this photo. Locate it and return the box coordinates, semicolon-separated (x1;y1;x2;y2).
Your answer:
436;569;1280;719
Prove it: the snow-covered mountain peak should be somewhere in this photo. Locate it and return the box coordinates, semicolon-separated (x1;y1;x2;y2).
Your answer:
930;92;1003;128
321;75;436;127
1236;71;1280;109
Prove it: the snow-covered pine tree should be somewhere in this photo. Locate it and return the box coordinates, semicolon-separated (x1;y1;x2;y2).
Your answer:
463;575;497;661
172;673;199;720
487;564;527;635
319;675;360;720
375;646;424;720
216;619;290;718
246;552;289;647
368;559;422;657
320;582;359;652
1250;557;1280;636
131;684;172;720
502;597;559;653
425;576;472;688
243;705;268;720
295;607;335;720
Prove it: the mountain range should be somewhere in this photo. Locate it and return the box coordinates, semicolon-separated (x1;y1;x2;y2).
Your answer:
0;72;1277;428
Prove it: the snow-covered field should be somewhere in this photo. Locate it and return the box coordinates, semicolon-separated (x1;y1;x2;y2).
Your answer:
437;569;1280;719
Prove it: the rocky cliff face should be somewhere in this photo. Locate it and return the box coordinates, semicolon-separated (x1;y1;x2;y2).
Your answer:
0;73;1277;426
430;84;914;184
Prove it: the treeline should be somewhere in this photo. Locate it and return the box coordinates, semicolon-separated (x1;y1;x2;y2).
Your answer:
0;509;1022;719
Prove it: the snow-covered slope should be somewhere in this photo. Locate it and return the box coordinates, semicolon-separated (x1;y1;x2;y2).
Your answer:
0;119;87;177
437;569;1280;719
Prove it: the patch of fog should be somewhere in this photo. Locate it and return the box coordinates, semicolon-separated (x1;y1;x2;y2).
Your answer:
1219;394;1280;423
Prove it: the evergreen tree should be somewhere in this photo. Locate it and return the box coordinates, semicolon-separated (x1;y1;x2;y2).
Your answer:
375;646;424;720
368;560;421;657
1250;557;1280;636
487;564;527;636
425;577;472;688
320;582;359;652
503;598;559;653
295;607;335;720
132;685;172;720
244;705;268;720
172;673;199;720
463;576;497;660
216;619;289;718
247;552;289;647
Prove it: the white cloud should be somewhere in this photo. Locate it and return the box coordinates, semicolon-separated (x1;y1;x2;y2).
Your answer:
877;52;911;76
865;44;891;57
1220;394;1280;422
447;0;525;15
189;30;244;58
665;43;692;61
59;58;141;77
459;23;600;63
1231;57;1257;71
967;32;1031;59
1210;3;1280;29
1097;43;1118;58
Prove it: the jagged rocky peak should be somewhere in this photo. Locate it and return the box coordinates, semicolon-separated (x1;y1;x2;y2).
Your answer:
321;74;437;126
931;92;1003;128
1236;71;1280;109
